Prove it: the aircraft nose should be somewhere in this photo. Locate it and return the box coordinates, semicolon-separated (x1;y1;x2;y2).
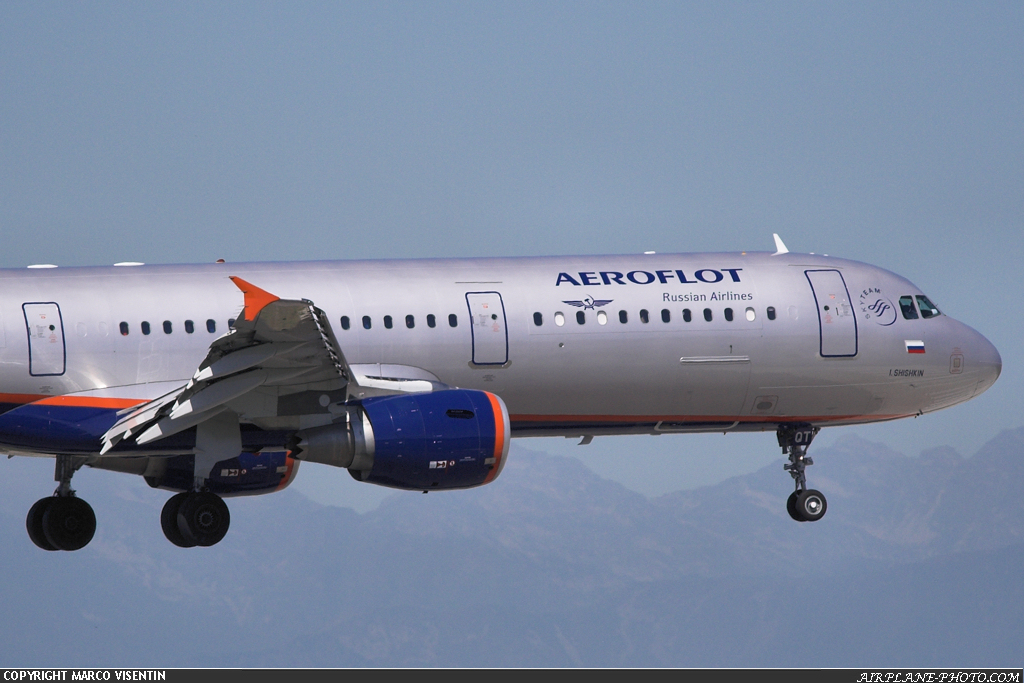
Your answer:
972;329;1002;395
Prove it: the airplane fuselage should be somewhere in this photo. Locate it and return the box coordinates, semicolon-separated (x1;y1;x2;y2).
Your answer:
0;249;1002;548
0;251;1001;451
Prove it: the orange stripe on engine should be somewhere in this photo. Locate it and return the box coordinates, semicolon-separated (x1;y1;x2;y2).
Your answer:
276;453;298;491
484;391;506;484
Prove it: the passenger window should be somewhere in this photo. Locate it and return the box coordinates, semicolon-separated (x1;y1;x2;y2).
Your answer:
533;312;543;326
618;310;628;324
597;310;608;325
639;309;649;324
448;314;458;328
228;318;236;329
406;315;415;329
163;321;172;334
555;312;565;327
141;321;151;335
427;314;436;328
899;296;919;320
703;308;712;322
576;311;585;325
340;316;350;330
724;308;733;322
384;315;393;329
661;309;670;323
916;295;941;319
206;319;216;333
185;320;195;334
683;309;692;323
362;316;372;330
119;322;129;336
745;307;755;322
767;307;776;321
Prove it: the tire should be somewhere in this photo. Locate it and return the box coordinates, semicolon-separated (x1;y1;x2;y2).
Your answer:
796;489;827;522
42;497;96;551
177;492;230;547
161;493;196;548
786;491;804;522
27;498;59;551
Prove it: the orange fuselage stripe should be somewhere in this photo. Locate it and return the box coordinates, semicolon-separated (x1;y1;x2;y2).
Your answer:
0;393;49;405
0;394;909;429
32;396;146;409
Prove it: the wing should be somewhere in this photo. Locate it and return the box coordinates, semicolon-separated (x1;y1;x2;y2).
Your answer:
101;277;356;453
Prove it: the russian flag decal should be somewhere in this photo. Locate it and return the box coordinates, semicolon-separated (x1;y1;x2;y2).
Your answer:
905;340;925;354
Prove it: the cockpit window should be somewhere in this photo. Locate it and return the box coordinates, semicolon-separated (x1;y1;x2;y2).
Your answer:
916;295;941;319
899;296;918;320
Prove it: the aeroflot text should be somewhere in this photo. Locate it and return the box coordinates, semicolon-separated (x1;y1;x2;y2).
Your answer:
556;269;742;286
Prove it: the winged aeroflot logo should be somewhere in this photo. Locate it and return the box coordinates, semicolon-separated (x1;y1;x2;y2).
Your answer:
562;295;614;310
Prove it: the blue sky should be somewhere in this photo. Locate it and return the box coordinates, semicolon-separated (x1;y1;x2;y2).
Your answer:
2;2;1021;507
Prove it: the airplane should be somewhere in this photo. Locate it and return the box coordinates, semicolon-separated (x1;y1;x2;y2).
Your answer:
0;235;1001;551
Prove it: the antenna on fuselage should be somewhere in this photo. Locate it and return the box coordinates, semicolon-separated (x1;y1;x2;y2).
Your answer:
772;233;789;255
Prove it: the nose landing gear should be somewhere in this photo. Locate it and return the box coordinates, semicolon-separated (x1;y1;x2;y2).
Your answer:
26;455;97;551
778;424;827;522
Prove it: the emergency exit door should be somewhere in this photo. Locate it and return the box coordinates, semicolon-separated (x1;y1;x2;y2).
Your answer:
465;292;508;365
805;270;858;357
23;303;66;376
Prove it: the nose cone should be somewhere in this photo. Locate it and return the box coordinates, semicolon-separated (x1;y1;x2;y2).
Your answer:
973;329;1002;397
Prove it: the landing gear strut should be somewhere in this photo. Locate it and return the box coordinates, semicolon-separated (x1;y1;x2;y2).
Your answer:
157;414;234;547
778;424;827;522
26;455;97;551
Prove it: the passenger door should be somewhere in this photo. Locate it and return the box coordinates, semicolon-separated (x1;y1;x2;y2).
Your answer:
23;302;66;376
465;292;508;365
805;270;857;357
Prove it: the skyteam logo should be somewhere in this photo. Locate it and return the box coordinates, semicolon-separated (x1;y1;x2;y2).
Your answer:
859;287;897;326
562;295;613;310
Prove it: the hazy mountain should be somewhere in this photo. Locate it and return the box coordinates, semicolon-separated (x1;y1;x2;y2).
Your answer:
1;427;1022;666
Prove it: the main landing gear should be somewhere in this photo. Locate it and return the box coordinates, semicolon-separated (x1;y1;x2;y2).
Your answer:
26;455;232;551
27;455;96;551
160;491;231;548
778;424;827;523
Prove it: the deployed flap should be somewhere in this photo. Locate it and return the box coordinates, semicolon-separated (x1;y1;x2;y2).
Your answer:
101;277;360;453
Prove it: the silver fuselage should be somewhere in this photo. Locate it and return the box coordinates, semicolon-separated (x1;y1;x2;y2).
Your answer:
0;251;1001;453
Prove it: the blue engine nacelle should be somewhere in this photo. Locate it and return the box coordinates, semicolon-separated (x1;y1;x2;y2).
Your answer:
295;389;511;491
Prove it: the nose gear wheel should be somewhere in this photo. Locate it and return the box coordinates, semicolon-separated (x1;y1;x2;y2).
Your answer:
777;424;827;523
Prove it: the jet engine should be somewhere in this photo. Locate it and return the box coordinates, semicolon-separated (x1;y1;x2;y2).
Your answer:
293;389;510;491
